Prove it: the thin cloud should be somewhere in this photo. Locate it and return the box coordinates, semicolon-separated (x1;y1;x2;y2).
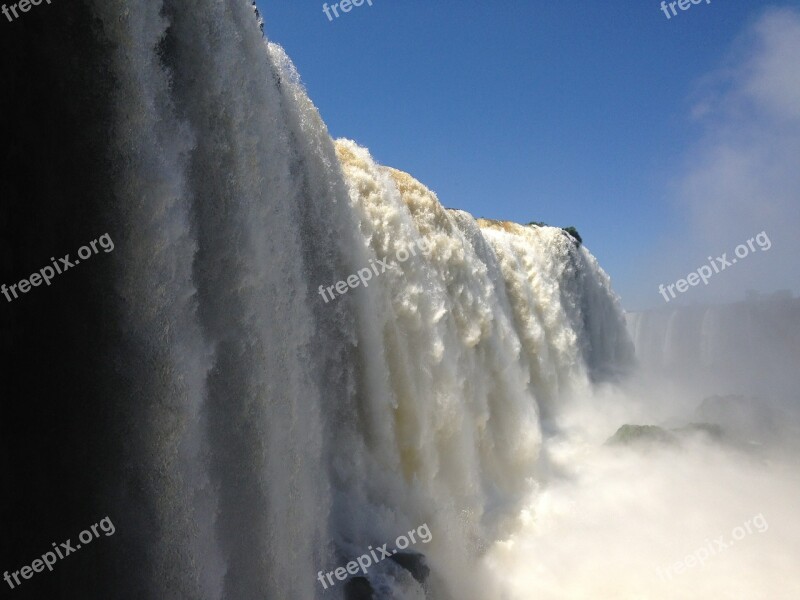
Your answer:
632;7;800;309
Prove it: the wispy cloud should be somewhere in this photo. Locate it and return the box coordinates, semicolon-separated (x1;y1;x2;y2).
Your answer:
634;8;800;308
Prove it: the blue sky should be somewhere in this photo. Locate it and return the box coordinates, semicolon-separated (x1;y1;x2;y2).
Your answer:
258;0;800;310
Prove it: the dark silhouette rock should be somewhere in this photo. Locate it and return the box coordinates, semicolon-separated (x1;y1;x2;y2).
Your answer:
344;576;374;600
389;551;430;585
562;226;583;246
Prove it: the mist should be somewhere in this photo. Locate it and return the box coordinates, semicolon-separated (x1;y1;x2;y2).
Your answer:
486;389;800;598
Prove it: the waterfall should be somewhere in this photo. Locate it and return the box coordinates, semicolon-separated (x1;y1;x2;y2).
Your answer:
626;293;800;403
0;1;634;598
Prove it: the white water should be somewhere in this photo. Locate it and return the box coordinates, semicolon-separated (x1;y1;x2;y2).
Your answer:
89;2;636;598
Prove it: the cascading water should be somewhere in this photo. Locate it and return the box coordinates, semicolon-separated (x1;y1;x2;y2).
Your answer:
0;2;634;598
626;294;800;403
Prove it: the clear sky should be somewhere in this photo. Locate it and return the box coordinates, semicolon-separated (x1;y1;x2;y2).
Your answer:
257;0;800;310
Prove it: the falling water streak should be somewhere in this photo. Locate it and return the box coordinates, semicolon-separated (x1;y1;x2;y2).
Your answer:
87;1;219;597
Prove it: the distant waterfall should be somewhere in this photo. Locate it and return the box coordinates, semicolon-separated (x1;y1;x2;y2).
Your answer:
627;294;800;403
0;2;634;598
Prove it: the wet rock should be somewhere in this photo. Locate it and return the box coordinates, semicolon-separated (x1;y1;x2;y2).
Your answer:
344;576;374;600
606;424;677;447
389;551;430;585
